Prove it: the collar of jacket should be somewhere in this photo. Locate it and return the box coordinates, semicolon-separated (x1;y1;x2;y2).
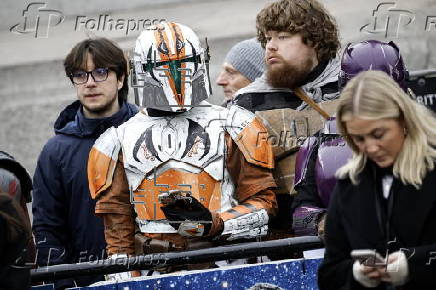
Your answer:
299;60;329;86
233;56;340;108
356;161;436;248
54;100;138;137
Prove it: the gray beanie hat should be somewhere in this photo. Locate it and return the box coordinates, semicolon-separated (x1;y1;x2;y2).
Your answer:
225;38;265;82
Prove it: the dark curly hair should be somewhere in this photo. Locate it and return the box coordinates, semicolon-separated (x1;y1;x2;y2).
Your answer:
256;0;340;63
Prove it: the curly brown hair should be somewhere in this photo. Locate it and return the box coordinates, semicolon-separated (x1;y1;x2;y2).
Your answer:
256;0;340;63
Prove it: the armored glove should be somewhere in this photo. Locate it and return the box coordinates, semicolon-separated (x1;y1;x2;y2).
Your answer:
105;254;141;282
161;195;213;237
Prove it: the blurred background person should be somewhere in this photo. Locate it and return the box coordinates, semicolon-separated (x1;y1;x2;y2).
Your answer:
0;193;31;290
0;151;33;248
0;151;33;290
216;38;264;106
318;70;436;289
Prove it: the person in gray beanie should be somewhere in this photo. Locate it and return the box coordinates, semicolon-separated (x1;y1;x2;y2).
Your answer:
216;38;265;101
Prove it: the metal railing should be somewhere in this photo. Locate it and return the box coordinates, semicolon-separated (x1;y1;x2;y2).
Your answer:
31;236;322;283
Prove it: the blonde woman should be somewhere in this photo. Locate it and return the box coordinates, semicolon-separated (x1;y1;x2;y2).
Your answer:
318;70;436;290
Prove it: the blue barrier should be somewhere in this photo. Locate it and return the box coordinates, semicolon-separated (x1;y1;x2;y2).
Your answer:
32;258;323;290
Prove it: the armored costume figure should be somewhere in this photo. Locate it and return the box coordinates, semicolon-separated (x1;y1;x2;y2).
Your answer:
88;23;277;268
292;40;410;236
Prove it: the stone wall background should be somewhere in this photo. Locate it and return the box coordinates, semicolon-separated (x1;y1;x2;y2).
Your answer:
1;0;435;178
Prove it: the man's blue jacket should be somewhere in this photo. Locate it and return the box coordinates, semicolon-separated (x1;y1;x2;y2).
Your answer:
32;100;138;287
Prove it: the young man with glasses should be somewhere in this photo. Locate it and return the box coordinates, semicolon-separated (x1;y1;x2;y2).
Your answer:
32;38;137;289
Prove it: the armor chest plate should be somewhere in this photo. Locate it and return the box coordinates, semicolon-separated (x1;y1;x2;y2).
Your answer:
116;104;237;233
119;105;229;188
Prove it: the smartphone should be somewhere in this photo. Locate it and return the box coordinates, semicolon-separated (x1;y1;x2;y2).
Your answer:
158;190;192;205
350;249;386;266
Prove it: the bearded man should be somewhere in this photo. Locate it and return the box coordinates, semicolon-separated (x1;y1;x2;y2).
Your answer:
233;0;341;237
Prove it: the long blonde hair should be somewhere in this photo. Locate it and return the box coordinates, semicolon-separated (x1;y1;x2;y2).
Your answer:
336;70;436;188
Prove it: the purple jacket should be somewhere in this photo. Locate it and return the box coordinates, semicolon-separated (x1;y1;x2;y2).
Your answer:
292;118;352;236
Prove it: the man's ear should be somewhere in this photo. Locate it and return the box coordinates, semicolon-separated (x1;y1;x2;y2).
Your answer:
118;75;125;90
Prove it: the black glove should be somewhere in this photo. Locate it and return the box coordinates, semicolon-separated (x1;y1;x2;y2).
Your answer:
161;196;212;236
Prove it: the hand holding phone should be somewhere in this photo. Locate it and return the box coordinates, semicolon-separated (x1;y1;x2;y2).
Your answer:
158;190;192;206
351;249;386;267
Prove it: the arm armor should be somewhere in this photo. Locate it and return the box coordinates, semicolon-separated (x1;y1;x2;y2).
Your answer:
221;208;269;241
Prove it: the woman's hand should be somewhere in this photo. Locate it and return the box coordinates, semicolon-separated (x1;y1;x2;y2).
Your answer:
352;260;383;287
353;251;409;288
317;213;327;241
378;251;409;286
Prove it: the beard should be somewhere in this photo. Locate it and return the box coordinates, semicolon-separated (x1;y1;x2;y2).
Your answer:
266;56;314;89
81;93;119;117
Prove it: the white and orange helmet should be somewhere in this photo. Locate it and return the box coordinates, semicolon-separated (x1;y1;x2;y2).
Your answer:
132;22;211;112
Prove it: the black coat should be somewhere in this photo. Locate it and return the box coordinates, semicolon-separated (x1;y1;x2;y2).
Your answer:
32;100;138;288
318;162;436;290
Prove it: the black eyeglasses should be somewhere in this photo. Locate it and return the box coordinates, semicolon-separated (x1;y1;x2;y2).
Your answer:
70;68;110;85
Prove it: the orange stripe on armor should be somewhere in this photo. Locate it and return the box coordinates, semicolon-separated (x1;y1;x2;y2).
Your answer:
221;205;252;222
133;169;221;221
88;147;116;199
153;23;188;107
170;23;186;58
220;211;237;221
235;117;275;169
220;201;265;222
154;27;170;61
154;26;178;104
244;200;264;210
233;205;252;215
170;22;186;106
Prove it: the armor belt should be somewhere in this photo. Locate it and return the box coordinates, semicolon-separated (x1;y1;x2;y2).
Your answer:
136;233;214;254
135;233;215;272
255;99;340;195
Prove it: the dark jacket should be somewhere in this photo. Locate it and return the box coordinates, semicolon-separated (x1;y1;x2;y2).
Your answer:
318;162;436;290
234;90;303;113
0;193;31;290
32;100;138;288
290;134;326;236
